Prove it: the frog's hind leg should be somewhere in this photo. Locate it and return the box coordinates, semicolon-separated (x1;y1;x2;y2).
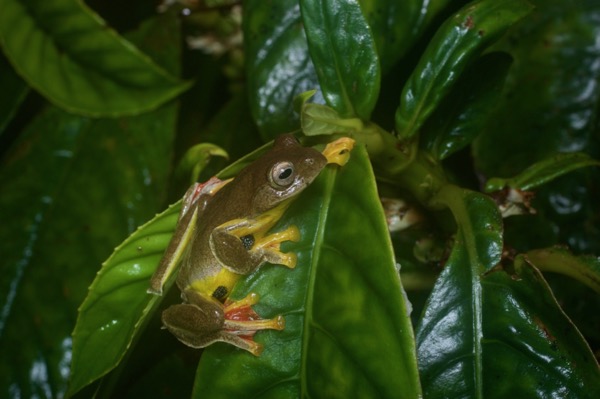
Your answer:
161;291;225;348
162;290;282;356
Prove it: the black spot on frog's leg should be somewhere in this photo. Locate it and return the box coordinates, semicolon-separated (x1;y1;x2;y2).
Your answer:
240;234;255;250
212;286;228;301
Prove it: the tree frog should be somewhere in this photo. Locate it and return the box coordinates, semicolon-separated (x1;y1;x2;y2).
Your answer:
148;134;354;355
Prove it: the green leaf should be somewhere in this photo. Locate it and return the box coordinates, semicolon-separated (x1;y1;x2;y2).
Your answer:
0;0;191;116
0;14;180;398
243;0;320;140
525;247;600;294
418;186;600;397
194;145;421;398
68;202;180;396
0;103;178;398
358;0;429;72
480;259;600;397
417;188;503;397
473;0;600;177
68;140;272;396
300;0;381;120
301;103;364;136
421;52;512;160
0;54;28;135
485;152;600;192
395;0;533;140
175;143;229;185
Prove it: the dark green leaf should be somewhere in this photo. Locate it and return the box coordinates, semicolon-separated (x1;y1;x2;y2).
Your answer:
0;0;190;116
395;0;532;140
473;0;600;177
418;185;600;397
421;52;512;160
358;0;429;72
485;152;600;192
0;103;177;398
194;145;421;398
480;259;600;397
525;247;600;294
300;0;381;120
0;14;180;398
243;0;320;140
69;203;180;396
0;54;28;135
417;188;502;397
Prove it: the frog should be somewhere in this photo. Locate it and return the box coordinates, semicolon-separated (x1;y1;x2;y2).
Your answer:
148;134;355;355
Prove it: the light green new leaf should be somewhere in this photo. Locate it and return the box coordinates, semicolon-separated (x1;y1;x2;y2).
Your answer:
485;152;600;192
194;145;421;398
301;103;364;136
300;0;381;120
0;0;191;116
395;0;532;140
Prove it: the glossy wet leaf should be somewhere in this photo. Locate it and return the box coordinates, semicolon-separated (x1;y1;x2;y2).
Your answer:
480;260;600;397
69;203;180;396
472;0;600;254
417;188;503;397
68;139;271;396
525;247;600;294
300;0;381;120
243;0;320;140
418;185;600;397
358;0;429;73
395;0;532;140
0;104;178;397
420;52;512;160
194;145;421;398
0;0;190;116
0;14;180;398
485;152;600;192
473;0;600;177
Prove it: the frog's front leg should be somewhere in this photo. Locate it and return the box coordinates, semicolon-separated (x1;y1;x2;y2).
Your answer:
162;289;283;355
210;207;300;275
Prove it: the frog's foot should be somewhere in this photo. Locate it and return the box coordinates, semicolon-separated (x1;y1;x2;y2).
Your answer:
222;293;286;356
253;225;300;268
212;214;301;273
322;137;355;166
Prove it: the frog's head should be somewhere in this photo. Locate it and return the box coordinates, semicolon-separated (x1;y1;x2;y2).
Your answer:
251;134;327;214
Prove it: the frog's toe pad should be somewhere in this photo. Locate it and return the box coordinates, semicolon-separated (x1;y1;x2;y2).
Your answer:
322;137;355;166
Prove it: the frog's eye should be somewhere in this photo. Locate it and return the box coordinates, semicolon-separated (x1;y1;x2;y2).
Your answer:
270;161;295;187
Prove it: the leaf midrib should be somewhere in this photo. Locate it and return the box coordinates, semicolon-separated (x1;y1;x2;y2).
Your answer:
299;168;336;397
